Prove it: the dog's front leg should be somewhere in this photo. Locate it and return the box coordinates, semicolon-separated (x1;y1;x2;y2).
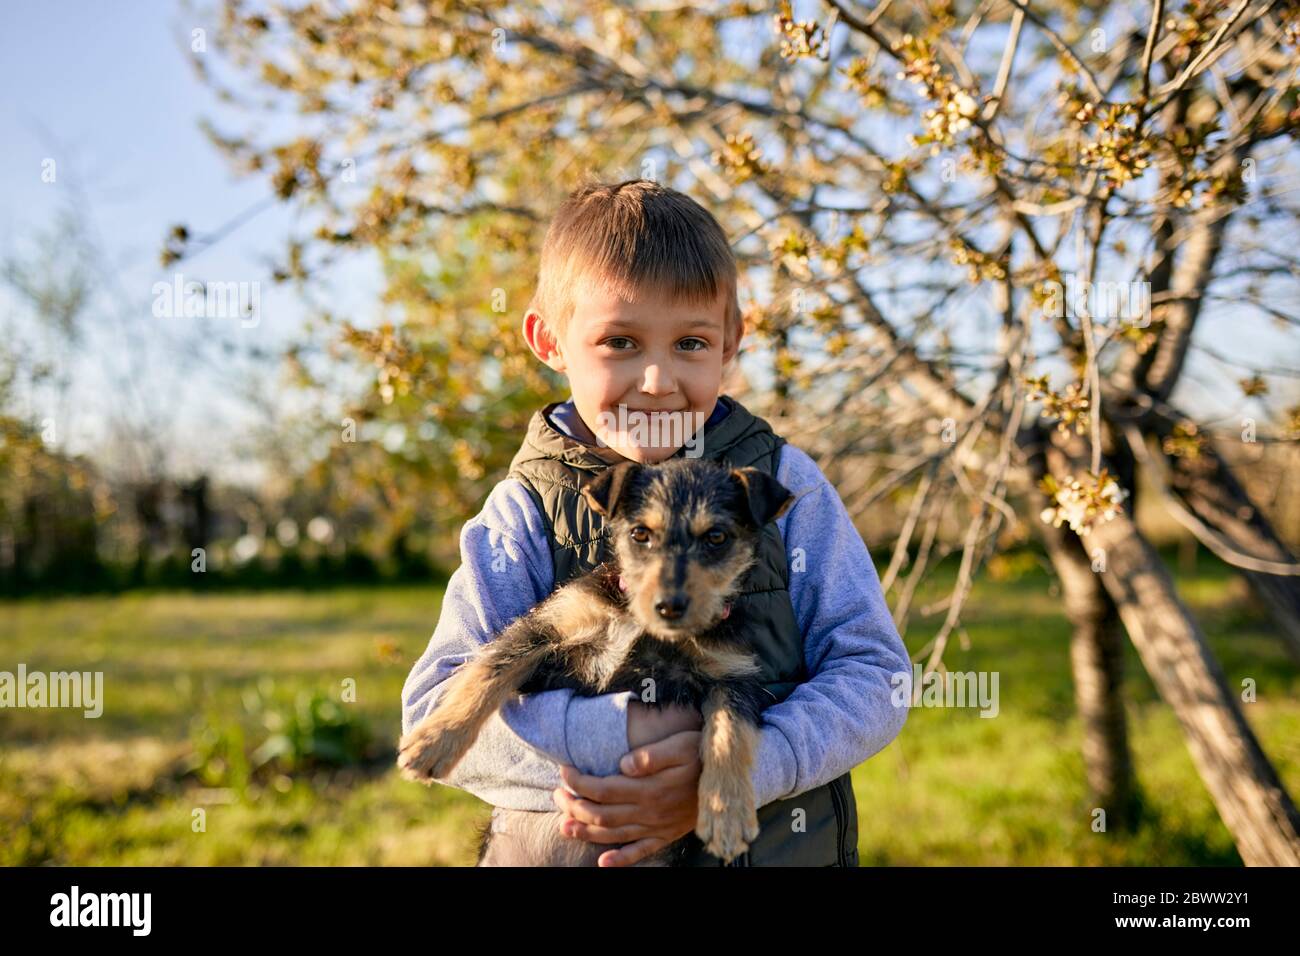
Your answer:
398;617;554;783
694;684;761;863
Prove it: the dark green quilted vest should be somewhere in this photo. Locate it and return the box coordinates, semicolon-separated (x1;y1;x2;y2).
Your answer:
506;394;859;866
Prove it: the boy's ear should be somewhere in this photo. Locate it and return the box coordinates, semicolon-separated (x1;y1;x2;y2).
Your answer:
581;461;641;518
522;310;565;372
730;467;796;528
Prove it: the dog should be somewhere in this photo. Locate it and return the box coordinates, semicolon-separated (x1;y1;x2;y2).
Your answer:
397;456;796;865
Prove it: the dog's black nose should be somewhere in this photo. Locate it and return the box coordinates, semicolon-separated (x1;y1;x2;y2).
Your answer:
655;596;689;620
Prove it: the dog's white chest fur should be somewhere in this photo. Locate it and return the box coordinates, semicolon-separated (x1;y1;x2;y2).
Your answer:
583;614;642;692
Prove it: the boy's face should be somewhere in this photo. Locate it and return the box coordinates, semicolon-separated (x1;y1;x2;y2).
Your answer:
524;278;737;463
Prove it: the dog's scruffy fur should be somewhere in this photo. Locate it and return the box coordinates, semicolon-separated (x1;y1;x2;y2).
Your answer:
397;456;795;865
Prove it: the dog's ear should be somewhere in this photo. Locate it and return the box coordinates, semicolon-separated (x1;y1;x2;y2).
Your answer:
581;461;641;518
731;467;796;528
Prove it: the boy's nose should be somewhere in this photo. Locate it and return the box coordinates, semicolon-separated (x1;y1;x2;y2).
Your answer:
640;363;677;394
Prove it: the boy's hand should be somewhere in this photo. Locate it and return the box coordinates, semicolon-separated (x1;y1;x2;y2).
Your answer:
553;729;702;867
626;699;703;749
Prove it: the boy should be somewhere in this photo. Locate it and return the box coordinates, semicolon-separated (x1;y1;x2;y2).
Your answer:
401;179;910;866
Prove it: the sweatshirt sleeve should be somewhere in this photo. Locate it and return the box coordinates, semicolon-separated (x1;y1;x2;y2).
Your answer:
400;478;635;797
744;444;912;808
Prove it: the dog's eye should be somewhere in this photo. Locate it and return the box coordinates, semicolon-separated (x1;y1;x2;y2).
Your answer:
630;526;652;545
705;529;728;548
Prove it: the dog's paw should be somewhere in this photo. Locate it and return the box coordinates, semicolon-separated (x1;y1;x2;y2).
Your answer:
396;717;472;784
695;777;760;863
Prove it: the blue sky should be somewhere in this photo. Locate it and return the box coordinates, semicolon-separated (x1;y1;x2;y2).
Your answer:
0;2;382;485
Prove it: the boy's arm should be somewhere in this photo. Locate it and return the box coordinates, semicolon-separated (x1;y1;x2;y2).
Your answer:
401;479;635;806
746;444;912;808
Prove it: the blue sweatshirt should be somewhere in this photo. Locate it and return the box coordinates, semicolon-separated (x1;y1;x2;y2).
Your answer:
401;397;911;812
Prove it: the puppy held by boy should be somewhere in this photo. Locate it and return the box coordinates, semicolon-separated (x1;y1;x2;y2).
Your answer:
397;456;795;866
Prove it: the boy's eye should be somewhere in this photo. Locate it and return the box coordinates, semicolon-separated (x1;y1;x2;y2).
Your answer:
604;336;636;350
678;338;708;352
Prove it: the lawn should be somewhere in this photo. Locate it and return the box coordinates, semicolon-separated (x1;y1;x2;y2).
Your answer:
1;554;1296;866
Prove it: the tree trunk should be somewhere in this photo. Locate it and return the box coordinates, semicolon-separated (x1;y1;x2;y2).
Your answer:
1153;420;1300;665
1030;430;1139;829
1040;519;1140;830
181;475;211;558
1083;505;1300;864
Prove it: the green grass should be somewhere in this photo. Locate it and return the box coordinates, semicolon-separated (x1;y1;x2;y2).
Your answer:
855;555;1300;865
1;555;1296;866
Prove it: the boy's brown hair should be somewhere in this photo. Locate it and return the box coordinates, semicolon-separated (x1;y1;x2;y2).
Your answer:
527;180;743;355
